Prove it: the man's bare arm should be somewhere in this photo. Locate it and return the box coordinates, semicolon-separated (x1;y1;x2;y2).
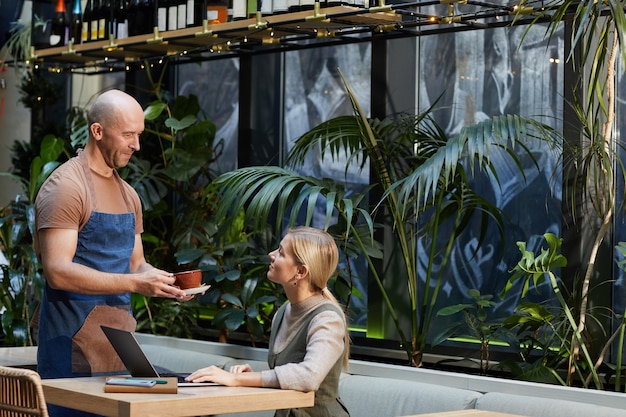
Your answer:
38;228;187;299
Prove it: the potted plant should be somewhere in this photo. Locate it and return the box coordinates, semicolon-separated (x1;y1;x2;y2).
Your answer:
0;134;68;346
118;68;286;342
476;0;626;390
202;69;559;366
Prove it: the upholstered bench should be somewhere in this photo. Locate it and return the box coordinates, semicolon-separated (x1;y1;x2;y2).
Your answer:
135;333;626;417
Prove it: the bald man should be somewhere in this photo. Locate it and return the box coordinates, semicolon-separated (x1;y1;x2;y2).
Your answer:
34;90;189;416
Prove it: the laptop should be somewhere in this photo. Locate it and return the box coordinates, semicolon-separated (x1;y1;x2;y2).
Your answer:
101;325;217;387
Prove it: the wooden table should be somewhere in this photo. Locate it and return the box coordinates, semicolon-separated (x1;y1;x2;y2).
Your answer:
400;410;528;417
0;346;38;368
41;376;314;417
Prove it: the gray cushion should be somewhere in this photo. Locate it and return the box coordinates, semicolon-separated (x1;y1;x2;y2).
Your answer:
476;392;626;417
142;344;232;373
338;374;481;417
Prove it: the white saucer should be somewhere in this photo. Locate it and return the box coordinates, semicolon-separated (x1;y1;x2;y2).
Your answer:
184;284;211;295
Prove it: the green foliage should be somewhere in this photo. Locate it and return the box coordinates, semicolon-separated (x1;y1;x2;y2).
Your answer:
501;233;602;388
503;233;567;299
513;0;626;392
131;294;201;338
207;71;558;366
122;91;222;333
434;289;517;374
18;73;63;111
175;193;283;343
68;106;89;149
2;134;66;204
615;242;626;272
0;135;67;346
0;220;41;347
126;70;286;341
129;90;221;273
499;301;570;385
0;20;32;78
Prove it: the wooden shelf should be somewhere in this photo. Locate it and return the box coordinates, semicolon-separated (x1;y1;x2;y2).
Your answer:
25;1;540;72
30;6;401;72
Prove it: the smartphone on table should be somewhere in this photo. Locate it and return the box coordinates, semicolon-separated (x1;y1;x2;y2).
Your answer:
105;378;158;387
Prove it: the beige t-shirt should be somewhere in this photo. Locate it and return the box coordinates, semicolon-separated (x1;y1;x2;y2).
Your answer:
35;154;143;250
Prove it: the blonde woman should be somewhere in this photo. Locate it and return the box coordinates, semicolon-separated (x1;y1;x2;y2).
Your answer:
187;226;350;416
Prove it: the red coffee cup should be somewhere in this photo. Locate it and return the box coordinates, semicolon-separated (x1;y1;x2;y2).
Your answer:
173;269;202;289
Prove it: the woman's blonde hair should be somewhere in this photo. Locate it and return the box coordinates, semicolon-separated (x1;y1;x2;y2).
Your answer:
285;226;350;368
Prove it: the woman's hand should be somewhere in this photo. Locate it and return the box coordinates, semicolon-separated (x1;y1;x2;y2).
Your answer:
185;365;239;386
230;364;253;373
185;364;262;387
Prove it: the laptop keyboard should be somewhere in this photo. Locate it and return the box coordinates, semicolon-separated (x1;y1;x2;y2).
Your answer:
158;372;191;383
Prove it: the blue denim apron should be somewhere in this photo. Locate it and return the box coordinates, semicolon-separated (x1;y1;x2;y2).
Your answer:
37;152;137;417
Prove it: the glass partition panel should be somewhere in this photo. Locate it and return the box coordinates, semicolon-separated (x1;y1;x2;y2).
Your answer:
178;58;240;174
417;23;564;342
614;50;626;363
284;43;372;329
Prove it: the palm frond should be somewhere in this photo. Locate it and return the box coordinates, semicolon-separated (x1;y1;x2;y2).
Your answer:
210;166;371;239
286;116;367;173
384;115;560;218
122;158;168;212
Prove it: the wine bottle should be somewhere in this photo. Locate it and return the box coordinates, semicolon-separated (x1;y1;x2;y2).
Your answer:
128;0;154;35
260;0;272;16
150;0;159;31
157;0;168;31
82;0;93;42
70;0;82;44
50;0;70;47
226;0;233;20
246;0;256;17
128;0;139;35
116;0;129;39
90;0;100;40
168;0;178;30
98;0;110;40
98;0;115;40
287;0;298;13
127;0;138;34
232;0;246;20
185;0;200;27
177;0;187;29
206;0;228;24
272;0;287;14
299;0;313;11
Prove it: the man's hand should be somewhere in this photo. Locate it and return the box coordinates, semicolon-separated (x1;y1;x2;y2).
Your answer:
132;267;191;300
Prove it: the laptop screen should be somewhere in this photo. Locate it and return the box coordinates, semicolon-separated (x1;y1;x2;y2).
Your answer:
100;325;218;386
100;325;161;378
